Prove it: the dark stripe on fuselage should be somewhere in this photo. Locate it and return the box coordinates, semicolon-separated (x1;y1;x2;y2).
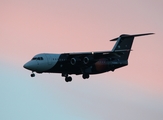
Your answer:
45;53;128;75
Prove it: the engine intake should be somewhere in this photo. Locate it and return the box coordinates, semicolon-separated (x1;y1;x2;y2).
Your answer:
83;56;93;64
70;57;81;65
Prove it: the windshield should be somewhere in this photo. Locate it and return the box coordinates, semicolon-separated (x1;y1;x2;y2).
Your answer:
32;57;43;60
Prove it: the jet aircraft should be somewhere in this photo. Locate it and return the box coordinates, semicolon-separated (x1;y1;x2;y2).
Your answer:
23;33;154;82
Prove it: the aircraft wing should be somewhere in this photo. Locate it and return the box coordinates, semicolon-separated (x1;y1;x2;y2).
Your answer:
63;49;131;70
68;49;131;58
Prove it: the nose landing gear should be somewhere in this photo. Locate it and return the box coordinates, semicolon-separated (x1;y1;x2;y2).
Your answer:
31;72;35;77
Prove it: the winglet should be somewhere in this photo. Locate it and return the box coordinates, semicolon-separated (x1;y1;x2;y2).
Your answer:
110;33;154;41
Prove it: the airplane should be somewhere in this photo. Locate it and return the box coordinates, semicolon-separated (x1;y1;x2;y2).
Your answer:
23;33;154;82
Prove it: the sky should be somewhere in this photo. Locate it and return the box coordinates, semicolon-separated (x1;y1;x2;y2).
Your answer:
0;0;163;120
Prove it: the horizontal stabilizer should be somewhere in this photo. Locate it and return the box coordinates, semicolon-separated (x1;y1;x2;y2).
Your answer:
110;33;154;41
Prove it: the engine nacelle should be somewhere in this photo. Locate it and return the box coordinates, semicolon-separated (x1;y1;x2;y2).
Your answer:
83;56;93;64
70;57;81;65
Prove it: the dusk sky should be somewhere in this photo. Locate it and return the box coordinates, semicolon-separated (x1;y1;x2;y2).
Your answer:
0;0;163;120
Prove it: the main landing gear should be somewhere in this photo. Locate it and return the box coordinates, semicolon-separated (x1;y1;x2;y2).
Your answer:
65;76;72;82
31;72;35;77
62;73;72;82
82;74;89;79
62;73;90;82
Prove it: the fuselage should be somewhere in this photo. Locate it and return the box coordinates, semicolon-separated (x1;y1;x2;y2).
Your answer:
24;53;127;75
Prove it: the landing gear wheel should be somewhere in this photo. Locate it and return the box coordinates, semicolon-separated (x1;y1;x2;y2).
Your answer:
31;73;35;77
82;74;89;79
65;76;72;82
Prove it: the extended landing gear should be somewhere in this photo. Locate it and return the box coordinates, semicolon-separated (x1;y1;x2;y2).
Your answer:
62;73;72;82
82;74;89;79
65;76;72;82
62;73;89;82
31;72;35;77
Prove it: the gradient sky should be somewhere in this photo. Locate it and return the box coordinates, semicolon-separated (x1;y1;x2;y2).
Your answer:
0;0;163;120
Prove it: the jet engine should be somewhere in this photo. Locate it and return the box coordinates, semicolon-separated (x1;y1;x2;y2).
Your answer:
83;56;93;64
70;57;81;65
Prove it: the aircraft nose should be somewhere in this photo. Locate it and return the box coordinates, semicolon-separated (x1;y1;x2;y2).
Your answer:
23;62;34;70
23;62;30;70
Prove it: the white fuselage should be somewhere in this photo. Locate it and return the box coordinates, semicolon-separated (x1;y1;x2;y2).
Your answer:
24;53;60;73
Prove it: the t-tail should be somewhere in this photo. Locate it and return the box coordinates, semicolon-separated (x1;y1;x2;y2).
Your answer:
110;33;154;60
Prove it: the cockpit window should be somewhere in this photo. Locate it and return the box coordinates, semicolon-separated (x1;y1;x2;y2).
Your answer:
32;57;37;60
32;57;44;60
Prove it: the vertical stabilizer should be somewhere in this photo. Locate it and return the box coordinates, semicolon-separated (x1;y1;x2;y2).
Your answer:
110;33;154;60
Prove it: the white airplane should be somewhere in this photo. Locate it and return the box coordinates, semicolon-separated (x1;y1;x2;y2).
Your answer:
24;33;154;82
